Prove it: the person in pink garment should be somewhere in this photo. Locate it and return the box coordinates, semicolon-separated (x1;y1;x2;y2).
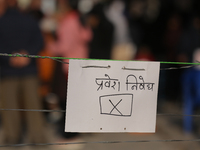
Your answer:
49;0;92;74
47;0;92;142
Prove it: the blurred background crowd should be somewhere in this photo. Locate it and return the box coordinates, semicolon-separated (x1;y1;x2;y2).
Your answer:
1;0;200;147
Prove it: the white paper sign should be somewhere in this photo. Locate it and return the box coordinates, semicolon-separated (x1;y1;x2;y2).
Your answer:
65;59;160;133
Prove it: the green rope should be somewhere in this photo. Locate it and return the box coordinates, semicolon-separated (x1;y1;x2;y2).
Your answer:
1;53;200;66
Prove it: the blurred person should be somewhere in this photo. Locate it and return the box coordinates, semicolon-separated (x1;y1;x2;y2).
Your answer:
182;48;200;134
38;19;58;123
163;13;183;101
0;0;48;144
26;0;44;23
48;0;92;143
126;0;146;47
0;0;6;17
48;0;92;75
0;0;6;125
145;0;160;23
173;0;193;27
127;0;161;59
163;13;182;62
127;0;160;22
178;15;200;134
55;0;76;22
105;0;137;60
178;15;200;62
87;1;114;59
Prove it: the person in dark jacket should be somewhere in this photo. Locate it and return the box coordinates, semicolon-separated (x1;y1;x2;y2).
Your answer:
87;2;114;59
0;0;47;144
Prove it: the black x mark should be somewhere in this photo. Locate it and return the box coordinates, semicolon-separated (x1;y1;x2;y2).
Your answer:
109;99;123;116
